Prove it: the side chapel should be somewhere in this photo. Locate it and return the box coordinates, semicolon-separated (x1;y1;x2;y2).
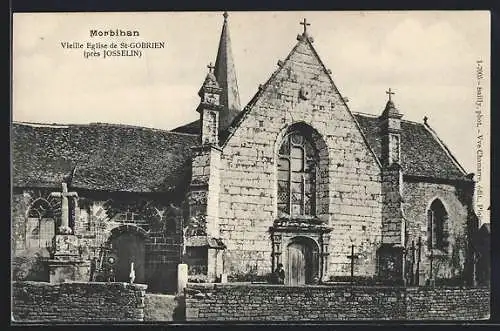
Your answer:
11;12;479;290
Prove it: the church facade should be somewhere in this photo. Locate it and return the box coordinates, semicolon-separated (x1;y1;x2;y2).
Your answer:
11;13;478;290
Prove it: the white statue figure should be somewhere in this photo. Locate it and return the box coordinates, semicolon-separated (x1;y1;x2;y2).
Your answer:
129;262;136;284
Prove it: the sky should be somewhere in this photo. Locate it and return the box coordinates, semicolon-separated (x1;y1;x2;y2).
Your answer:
12;11;491;223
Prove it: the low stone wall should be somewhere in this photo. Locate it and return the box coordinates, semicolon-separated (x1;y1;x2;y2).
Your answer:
185;283;490;321
405;286;489;320
12;281;147;323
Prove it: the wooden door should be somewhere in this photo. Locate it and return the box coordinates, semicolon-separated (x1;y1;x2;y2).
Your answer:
288;242;306;285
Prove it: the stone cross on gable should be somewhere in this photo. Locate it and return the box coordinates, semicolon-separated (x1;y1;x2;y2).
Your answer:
300;18;311;34
50;182;78;234
386;88;395;102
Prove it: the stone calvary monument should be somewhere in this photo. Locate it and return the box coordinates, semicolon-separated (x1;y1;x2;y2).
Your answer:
47;182;90;283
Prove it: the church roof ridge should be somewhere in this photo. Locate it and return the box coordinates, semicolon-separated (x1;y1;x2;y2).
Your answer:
13;121;199;137
13;121;72;128
400;118;424;125
351;111;378;118
87;122;169;132
353;112;428;126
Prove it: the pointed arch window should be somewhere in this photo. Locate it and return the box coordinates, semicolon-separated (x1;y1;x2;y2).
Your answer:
26;199;55;250
427;199;449;251
277;131;318;216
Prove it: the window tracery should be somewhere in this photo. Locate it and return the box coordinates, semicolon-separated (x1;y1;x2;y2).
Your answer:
277;131;318;216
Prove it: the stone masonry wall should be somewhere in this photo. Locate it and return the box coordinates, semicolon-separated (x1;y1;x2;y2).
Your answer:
381;167;403;245
402;180;470;282
12;189;181;292
218;38;382;279
185;283;490;321
12;189;174;262
12;281;147;322
405;286;489;320
12;191;31;254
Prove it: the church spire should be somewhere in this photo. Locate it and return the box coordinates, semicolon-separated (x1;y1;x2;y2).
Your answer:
214;11;241;131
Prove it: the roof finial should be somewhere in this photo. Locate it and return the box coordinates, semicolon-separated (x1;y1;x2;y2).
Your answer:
423;116;428;124
386;88;395;102
381;88;401;118
207;62;215;73
300;18;311;35
223;11;229;22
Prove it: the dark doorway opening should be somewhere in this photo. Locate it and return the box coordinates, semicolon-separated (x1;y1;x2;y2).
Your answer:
110;231;146;283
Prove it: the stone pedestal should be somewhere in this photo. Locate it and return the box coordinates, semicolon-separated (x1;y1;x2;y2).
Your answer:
48;234;89;283
177;263;188;295
48;259;90;283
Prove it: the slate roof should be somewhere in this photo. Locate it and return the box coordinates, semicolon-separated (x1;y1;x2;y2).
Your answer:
12;122;198;192
171;120;200;135
354;113;467;180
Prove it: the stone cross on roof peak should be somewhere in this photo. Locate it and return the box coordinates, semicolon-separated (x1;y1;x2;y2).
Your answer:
207;62;215;73
300;18;311;35
223;11;229;22
386;88;395;102
385;88;396;101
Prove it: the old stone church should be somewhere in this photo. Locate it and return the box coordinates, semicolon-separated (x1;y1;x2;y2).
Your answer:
11;13;479;292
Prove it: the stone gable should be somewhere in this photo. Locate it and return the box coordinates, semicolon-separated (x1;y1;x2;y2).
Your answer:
218;37;382;278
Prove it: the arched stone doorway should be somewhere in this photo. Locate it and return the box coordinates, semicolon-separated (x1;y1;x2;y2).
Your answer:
270;220;331;285
108;225;147;283
286;236;320;285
